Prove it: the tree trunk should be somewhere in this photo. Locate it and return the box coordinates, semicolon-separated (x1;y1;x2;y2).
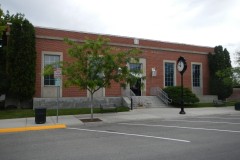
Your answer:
90;93;94;120
17;97;21;109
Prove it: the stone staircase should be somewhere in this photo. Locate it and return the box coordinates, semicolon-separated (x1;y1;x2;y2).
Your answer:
131;96;168;108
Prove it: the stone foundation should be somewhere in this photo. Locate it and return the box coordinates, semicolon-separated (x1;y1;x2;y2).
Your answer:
33;97;123;109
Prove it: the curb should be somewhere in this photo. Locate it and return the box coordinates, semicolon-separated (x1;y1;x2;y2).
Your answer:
0;124;66;133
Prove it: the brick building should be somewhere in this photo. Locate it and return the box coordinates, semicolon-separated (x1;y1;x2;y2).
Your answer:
34;27;215;108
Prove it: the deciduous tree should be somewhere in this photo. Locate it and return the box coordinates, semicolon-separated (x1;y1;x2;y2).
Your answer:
52;37;142;120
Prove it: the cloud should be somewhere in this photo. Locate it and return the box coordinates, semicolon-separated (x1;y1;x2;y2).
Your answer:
1;0;240;62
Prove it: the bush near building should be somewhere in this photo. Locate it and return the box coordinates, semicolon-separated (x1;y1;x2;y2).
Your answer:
163;86;199;105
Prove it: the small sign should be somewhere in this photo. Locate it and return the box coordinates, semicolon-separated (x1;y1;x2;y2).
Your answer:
55;78;61;87
54;68;62;79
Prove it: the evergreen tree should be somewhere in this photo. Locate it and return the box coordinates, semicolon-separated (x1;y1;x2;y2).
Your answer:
0;8;8;95
208;46;233;100
7;14;36;105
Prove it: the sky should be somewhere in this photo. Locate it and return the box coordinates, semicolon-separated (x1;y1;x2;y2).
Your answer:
1;0;240;65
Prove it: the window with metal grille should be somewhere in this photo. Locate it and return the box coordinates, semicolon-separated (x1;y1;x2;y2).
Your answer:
165;62;174;86
192;64;201;87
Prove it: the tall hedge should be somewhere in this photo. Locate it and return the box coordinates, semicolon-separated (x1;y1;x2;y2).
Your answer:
208;46;232;100
7;15;36;101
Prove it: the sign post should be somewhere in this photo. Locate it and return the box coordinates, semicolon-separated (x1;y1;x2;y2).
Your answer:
54;68;62;123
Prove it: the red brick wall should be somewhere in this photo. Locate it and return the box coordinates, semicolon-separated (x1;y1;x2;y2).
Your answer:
34;27;213;98
142;50;210;95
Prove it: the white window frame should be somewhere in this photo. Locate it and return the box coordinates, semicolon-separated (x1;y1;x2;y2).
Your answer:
191;62;203;88
41;51;63;97
43;54;61;86
163;60;176;87
125;58;146;96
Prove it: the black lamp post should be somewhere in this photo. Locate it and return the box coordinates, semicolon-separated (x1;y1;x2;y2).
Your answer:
179;71;185;114
177;56;187;114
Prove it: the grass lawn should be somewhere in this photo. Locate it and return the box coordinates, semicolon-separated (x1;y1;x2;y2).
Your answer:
0;107;129;120
178;101;236;108
0;101;237;120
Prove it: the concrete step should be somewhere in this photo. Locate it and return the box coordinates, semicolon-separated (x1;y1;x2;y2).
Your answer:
131;96;168;108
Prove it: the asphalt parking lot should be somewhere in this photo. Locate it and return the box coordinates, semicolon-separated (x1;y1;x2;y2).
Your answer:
1;113;240;160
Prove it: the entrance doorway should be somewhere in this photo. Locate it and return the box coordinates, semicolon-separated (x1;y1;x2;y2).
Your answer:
130;78;141;96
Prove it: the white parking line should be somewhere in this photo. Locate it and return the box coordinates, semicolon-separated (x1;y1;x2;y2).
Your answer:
225;115;240;117
163;119;240;125
119;123;240;133
196;117;240;120
67;127;190;143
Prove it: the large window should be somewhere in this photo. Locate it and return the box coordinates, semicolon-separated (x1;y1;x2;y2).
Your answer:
165;62;175;86
44;55;60;86
192;64;201;87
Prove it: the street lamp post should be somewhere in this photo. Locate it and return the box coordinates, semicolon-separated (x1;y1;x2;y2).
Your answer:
179;72;185;114
177;56;187;114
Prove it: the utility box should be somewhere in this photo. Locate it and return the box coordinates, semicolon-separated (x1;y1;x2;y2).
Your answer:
35;107;46;124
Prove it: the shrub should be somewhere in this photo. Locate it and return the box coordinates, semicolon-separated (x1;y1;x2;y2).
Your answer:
163;86;199;105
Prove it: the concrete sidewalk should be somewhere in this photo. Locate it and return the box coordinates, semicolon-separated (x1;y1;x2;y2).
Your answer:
0;106;239;133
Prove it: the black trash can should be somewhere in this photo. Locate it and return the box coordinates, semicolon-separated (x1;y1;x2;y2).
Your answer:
35;107;46;124
235;102;240;111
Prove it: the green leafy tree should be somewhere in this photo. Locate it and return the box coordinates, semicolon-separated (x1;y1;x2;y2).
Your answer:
232;51;240;87
0;7;6;36
208;46;233;100
236;50;240;65
7;14;36;107
47;37;142;120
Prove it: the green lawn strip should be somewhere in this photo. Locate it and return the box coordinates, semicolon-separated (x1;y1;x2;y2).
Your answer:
177;101;236;108
169;100;237;108
0;109;35;119
0;107;129;120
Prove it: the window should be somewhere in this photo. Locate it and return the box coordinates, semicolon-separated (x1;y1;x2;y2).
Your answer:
44;55;60;85
192;64;201;87
130;63;141;72
165;62;175;86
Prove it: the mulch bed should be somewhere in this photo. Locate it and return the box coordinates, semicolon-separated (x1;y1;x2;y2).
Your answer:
80;118;102;123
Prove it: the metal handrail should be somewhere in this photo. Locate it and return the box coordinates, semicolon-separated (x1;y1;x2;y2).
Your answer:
150;87;172;105
130;90;136;97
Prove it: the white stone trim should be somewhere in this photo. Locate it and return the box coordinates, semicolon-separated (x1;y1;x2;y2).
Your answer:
41;51;63;98
191;62;203;95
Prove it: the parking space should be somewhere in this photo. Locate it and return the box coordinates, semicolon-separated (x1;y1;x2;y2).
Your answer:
71;113;240;137
65;113;240;159
1;113;240;160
